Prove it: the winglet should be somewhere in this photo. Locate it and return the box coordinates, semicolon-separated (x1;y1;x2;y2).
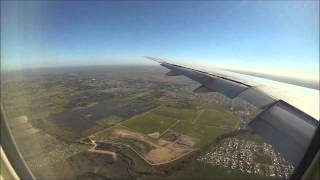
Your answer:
144;56;166;64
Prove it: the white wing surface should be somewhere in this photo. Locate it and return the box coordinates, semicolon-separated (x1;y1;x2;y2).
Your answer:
145;56;319;167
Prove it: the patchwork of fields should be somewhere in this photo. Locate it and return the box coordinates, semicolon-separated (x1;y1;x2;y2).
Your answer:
90;105;242;165
2;66;258;179
122;106;241;148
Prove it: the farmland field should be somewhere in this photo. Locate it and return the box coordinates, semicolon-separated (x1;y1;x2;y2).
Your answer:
2;66;273;179
89;102;243;166
121;111;178;134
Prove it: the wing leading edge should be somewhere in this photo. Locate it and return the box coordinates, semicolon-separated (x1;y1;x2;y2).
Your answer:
145;56;319;167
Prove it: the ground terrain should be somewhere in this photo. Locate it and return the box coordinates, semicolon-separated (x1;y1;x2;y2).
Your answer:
1;66;293;179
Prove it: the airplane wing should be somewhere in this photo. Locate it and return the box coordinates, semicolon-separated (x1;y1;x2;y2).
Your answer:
145;56;319;169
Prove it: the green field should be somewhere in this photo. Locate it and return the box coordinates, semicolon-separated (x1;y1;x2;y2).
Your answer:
121;111;178;134
156;97;179;107
196;109;240;128
122;105;241;147
152;106;197;121
156;106;241;146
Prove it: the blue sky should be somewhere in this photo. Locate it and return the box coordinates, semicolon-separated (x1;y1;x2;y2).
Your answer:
1;1;319;78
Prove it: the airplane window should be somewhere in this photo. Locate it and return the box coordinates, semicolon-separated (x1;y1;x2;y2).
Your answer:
1;1;318;180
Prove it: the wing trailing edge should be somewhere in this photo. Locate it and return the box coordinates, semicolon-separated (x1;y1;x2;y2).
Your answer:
145;56;319;167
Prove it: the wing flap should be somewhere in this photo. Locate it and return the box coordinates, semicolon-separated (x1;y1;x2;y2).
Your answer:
249;101;317;166
193;85;212;93
238;87;277;108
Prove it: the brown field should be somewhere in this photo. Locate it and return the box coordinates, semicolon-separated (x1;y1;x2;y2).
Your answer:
92;126;198;165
